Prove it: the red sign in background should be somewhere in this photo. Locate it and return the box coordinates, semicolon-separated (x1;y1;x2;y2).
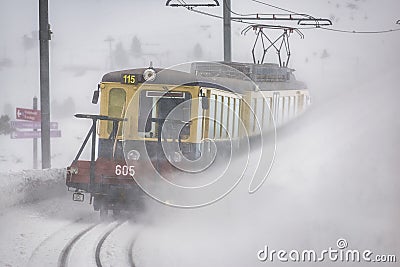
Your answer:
16;108;41;121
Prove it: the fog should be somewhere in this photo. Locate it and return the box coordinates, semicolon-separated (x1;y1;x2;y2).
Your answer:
132;67;400;266
0;0;399;266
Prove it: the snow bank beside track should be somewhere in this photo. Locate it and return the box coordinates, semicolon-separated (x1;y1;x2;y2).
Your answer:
0;169;66;209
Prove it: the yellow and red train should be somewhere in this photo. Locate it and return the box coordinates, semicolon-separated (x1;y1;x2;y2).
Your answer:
66;62;310;217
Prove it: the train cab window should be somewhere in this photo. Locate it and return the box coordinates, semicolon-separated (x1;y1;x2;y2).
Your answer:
108;88;126;135
138;90;191;139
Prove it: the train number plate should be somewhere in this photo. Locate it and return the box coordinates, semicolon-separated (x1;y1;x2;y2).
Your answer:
121;74;138;84
115;164;135;176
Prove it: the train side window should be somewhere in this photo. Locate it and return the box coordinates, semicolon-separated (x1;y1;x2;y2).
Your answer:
234;98;240;137
264;97;272;128
256;97;263;131
138;90;152;133
108;88;126;135
306;95;311;105
268;97;273;125
278;97;284;124
290;96;295;118
221;96;229;138
249;97;255;133
208;94;216;139
231;98;235;137
282;96;289;123
215;95;222;139
228;97;234;137
273;92;279;123
237;99;242;137
262;97;268;128
261;97;266;130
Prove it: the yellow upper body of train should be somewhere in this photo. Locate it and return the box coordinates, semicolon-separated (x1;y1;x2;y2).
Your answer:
96;62;310;147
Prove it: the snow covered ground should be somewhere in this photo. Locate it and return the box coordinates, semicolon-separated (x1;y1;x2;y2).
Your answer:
0;168;93;267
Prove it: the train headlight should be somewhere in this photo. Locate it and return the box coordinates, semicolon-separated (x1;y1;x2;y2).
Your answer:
127;150;140;161
143;68;156;82
68;166;79;175
172;151;182;163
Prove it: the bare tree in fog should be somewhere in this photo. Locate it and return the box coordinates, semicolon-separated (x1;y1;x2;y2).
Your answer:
193;43;203;59
0;58;12;70
51;97;76;119
22;31;37;51
321;49;330;59
321;49;330;77
22;31;37;66
113;42;129;69
130;35;143;58
3;103;13;118
0;115;11;135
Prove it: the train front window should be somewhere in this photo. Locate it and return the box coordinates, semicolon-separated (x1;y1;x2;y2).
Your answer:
138;90;191;139
107;88;126;135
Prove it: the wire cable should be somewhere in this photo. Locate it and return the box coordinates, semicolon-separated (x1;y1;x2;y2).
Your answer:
250;0;400;34
250;0;312;17
180;2;254;25
318;26;400;34
175;0;400;35
222;0;301;17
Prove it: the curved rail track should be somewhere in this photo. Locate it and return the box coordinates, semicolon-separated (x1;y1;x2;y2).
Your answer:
58;223;98;267
94;221;125;267
29;218;139;267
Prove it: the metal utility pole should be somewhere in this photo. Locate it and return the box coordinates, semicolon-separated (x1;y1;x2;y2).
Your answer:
39;0;52;169
223;0;232;62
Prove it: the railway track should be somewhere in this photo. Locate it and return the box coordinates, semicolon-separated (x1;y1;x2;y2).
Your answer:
58;223;99;267
29;218;140;267
94;221;125;267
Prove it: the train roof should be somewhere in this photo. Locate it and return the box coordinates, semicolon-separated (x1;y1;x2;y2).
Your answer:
101;62;306;92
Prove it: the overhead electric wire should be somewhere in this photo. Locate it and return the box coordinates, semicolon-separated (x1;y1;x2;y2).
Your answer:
174;0;400;35
176;0;254;25
250;0;400;34
318;26;400;34
250;0;311;17
222;0;308;18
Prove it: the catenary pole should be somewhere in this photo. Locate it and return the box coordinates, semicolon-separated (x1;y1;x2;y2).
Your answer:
223;0;232;62
39;0;52;168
